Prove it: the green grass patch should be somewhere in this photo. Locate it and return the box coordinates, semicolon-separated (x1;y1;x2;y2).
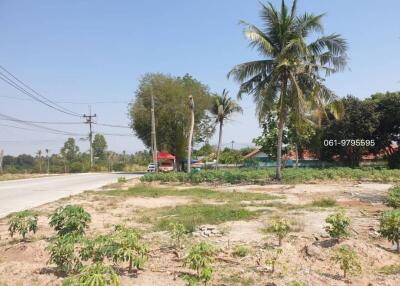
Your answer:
143;204;258;233
103;185;279;202
309;198;337;208
222;273;255;286
140;167;400;185
378;264;400;275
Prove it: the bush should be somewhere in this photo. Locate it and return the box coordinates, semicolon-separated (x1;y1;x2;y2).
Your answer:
79;234;115;263
331;246;361;278
184;242;214;285
117;177;127;183
379;209;400;253
47;234;82;274
266;218;290;246
324;211;351;240
49;205;91;236
385;186;400;208
62;263;121;286
8;210;38;240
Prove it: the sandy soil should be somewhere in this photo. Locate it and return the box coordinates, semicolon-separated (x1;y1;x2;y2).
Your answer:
0;181;399;286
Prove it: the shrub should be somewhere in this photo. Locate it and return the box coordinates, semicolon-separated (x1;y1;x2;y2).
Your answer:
232;245;251;258
184;242;214;285
331;246;362;278
62;263;120;286
324;211;351;240
117;177;127;183
111;225;148;272
47;234;82;274
265;247;283;273
379;209;400;253
49;205;91;236
385;186;400;209
167;222;186;249
8;210;38;240
79;234;115;263
310;198;337;208
266;218;290;246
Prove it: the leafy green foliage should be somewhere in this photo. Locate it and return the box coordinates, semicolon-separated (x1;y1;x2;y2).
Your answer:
79;235;115;263
47;234;82;274
331;246;362;278
379;209;400;253
167;222;186;248
110;225;148;272
265;248;283;273
141;168;400;184
385;186;400;209
93;134;108;160
129;73;213;160
49;205;91;236
8;210;38;240
62;263;120;286
184;242;214;285
324;211;351;240
266;218;290;246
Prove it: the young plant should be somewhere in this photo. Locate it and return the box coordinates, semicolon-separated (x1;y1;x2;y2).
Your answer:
8;210;38;240
379;209;400;253
47;234;82;274
267;218;290;246
79;234;115;263
111;225;148;272
184;242;214;285
331;246;361;278
265;247;283;273
49;205;91;236
62;263;121;286
324;211;351;240
168;222;186;248
385;186;400;209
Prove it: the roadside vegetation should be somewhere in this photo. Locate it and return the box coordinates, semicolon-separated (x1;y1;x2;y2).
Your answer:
141;167;400;184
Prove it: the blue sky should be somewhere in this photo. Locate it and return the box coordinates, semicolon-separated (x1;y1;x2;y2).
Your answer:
0;0;399;155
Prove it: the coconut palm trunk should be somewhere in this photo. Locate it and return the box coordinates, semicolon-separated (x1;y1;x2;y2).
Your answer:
216;120;223;169
276;115;285;180
187;95;195;173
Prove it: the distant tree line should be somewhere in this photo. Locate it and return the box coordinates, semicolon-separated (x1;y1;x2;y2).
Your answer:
1;135;151;174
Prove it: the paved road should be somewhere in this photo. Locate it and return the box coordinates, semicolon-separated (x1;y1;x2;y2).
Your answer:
0;173;142;218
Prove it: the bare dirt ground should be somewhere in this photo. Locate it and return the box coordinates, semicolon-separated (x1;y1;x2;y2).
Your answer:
0;180;399;286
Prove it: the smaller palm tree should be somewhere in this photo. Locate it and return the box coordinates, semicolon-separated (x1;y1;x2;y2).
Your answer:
211;89;243;168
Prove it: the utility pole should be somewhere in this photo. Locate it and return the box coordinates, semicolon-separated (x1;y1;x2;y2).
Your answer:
45;149;50;174
83;106;97;169
150;87;158;171
0;149;3;174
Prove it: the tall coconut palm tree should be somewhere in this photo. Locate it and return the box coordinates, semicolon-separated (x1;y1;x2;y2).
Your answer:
211;89;243;168
228;0;347;180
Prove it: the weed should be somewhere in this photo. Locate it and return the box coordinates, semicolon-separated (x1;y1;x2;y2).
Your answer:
265;247;283;273
184;242;214;285
378;264;400;275
117;177;127;183
167;222;187;248
310;198;337;208
232;245;251;258
385;186;400;208
265;218;290;246
222;273;255;286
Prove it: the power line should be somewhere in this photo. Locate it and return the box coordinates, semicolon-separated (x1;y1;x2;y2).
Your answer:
94;122;130;128
0;112;85;136
0;95;129;105
0;65;83;117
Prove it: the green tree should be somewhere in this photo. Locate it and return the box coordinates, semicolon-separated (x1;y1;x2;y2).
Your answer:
228;0;347;179
210;89;243;168
129;73;212;163
61;138;80;168
320;96;380;166
93;134;108;160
